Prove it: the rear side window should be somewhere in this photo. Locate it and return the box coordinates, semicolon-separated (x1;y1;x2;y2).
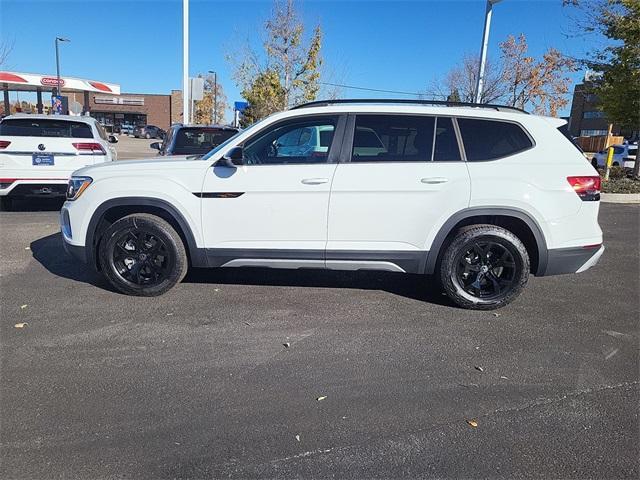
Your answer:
351;115;461;162
351;115;435;162
458;118;532;161
0;119;93;138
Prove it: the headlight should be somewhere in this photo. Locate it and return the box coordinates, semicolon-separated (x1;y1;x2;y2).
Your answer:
66;176;93;201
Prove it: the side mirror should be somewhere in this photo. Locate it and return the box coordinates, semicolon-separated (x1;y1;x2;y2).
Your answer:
150;142;161;150
108;134;118;144
215;146;243;168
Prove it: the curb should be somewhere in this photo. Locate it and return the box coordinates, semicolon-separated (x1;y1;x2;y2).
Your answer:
601;193;640;204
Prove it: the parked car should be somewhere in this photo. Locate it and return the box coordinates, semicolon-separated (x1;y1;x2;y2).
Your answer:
150;124;239;157
61;99;604;310
0;114;117;210
592;143;637;168
119;124;135;136
133;125;165;139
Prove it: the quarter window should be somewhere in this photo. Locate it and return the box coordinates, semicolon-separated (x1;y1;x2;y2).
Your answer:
458;118;533;161
243;116;338;165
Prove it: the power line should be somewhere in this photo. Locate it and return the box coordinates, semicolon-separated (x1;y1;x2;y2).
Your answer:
319;82;425;97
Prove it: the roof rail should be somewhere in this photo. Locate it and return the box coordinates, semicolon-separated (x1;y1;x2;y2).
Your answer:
290;98;529;114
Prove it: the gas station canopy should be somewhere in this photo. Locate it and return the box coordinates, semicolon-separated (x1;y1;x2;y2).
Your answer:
0;71;120;94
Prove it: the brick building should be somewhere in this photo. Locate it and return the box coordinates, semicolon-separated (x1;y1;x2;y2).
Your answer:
69;90;184;131
567;83;616;138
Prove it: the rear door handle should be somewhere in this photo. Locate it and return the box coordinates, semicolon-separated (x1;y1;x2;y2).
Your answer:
421;177;449;184
301;178;329;185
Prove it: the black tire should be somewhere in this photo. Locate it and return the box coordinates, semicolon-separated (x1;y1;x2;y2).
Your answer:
0;196;13;211
98;213;188;296
439;224;529;310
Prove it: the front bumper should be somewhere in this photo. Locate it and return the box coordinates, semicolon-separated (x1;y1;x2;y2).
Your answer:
544;245;605;276
60;206;88;265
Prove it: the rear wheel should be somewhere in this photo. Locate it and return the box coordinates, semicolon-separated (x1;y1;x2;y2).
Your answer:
439;224;529;310
98;213;188;296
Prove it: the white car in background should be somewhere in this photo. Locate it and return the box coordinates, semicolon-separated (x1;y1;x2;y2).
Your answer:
0;114;117;209
592;143;637;168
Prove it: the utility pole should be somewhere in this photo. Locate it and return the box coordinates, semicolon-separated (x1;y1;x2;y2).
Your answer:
474;0;502;104
54;37;70;109
183;0;190;125
208;70;217;124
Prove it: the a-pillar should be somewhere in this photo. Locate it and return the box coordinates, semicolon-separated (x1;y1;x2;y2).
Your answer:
2;84;9;115
36;88;44;114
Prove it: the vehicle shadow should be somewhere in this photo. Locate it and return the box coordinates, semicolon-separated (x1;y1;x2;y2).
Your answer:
185;267;452;305
30;232;111;290
1;197;65;212
31;232;451;305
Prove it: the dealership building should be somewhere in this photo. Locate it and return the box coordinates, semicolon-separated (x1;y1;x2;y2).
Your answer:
1;71;184;130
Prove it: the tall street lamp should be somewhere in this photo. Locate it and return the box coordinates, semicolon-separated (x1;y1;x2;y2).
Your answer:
474;0;502;104
208;70;217;124
55;37;70;101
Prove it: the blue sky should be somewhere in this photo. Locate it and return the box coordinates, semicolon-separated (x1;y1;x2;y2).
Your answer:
1;0;595;116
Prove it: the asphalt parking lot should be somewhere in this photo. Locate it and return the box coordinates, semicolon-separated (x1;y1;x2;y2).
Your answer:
0;203;638;479
114;134;160;160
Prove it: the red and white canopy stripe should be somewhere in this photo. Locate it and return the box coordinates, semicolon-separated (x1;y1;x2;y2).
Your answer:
0;71;120;95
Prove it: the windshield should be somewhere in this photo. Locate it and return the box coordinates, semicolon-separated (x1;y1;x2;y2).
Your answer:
172;127;237;155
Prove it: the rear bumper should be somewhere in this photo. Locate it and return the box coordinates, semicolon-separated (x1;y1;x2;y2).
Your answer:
543;245;605;276
0;178;69;197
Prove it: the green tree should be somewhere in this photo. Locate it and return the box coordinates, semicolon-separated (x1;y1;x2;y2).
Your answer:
229;0;323;122
565;0;640;176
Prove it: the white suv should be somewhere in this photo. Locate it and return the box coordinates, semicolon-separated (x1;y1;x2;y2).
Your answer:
0;114;117;209
60;100;604;309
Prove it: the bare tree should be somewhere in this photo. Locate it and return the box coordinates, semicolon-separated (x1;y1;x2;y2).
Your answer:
228;0;323;121
0;39;14;69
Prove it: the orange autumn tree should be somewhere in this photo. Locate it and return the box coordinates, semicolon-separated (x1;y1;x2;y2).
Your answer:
500;34;576;116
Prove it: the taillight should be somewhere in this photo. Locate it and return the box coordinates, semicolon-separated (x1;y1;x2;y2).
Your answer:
72;142;106;155
567;176;601;201
0;140;10;149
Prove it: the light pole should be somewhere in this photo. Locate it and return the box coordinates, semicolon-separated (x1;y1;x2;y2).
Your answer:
183;0;190;124
474;0;502;104
55;37;70;103
208;70;217;124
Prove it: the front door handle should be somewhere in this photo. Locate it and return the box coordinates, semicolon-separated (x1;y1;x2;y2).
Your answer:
301;178;329;185
421;177;449;184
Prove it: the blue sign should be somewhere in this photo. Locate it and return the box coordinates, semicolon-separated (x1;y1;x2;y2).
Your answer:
51;96;63;114
234;101;248;112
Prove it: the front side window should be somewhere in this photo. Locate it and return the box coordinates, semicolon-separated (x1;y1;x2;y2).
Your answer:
0;119;93;138
243;116;338;165
351;115;434;162
458;118;533;161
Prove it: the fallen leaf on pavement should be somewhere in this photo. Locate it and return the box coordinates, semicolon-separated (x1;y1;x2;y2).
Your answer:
24;247;30;251
316;396;327;402
493;312;501;317
474;366;484;372
14;323;28;329
283;342;291;348
295;434;300;442
466;419;478;428
20;304;27;310
214;288;220;292
500;376;509;379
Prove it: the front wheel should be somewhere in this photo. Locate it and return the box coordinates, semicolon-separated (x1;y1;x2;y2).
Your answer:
439;224;530;310
98;213;188;296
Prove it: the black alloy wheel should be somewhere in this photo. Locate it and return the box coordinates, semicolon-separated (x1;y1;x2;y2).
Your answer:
110;229;171;286
455;241;517;299
99;213;188;296
439;224;530;310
